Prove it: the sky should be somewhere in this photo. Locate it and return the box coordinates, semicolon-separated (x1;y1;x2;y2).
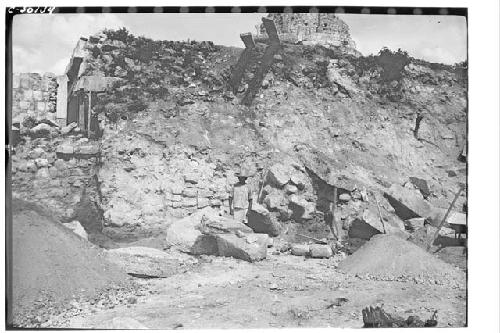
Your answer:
12;13;467;74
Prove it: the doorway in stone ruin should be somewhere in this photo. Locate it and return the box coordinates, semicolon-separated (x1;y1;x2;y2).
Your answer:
66;89;89;130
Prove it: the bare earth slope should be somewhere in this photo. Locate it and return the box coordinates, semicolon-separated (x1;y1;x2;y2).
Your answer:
10;199;129;327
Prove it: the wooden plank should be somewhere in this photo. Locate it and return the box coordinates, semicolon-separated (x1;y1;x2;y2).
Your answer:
240;32;255;49
228;48;257;94
241;18;280;106
241;43;279;106
261;17;280;44
427;184;465;250
228;32;258;94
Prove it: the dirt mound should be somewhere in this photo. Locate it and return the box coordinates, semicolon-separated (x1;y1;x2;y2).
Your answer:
338;234;465;285
9;199;128;326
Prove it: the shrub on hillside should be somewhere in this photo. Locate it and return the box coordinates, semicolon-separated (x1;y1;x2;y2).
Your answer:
375;47;411;83
22;116;37;130
103;27;133;43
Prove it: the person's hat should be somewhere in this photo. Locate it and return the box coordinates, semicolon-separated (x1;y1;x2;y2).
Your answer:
235;163;254;178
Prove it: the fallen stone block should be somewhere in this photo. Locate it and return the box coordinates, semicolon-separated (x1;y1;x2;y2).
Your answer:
216;233;267;262
284;184;298;194
291;244;309;256
348;218;381;240
78;145;99;155
446;211;466;226
409;177;431;199
105;247;192;278
266;163;291;188
384;185;432;220
339;193;352;202
165;207;220;251
247;203;281;236
61;122;78;135
191;234;219;255
348;207;407;240
289;194;315;221
200;214;253;235
264;192;286;210
30;123;51;133
310;244;333;258
289;171;310;190
426;208;466;228
405;217;426;231
63;220;88;240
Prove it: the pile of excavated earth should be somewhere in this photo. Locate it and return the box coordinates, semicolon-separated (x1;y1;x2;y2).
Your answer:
10;199;132;327
338;234;465;285
10;24;467;328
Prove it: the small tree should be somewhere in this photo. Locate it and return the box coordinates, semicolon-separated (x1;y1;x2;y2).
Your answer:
376;47;411;83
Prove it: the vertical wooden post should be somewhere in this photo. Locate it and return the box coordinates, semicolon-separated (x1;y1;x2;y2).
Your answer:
87;91;92;137
229;33;257;94
332;187;340;241
78;89;85;128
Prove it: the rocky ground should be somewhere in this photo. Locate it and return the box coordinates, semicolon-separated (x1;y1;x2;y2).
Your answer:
61;252;466;329
9;199;466;329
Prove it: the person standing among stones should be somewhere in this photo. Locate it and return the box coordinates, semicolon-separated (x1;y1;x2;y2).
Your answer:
325;187;341;241
229;164;254;224
413;107;426;140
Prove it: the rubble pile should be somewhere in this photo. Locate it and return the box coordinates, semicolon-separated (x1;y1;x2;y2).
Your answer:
11;199;130;327
83;28;238;122
338;234;465;285
165;206;270;262
260;159;316;221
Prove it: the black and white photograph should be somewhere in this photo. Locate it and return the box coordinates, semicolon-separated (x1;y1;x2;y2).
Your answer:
3;1;499;331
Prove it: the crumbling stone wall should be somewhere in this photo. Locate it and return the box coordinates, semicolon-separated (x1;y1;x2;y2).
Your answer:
11;135;100;220
12;73;57;125
97;126;249;228
258;13;356;49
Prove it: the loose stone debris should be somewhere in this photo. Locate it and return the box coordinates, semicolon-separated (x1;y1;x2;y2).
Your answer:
362;306;438;328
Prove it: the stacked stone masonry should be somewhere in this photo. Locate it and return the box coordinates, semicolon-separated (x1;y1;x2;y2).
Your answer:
12;73;58;125
258;13;356;49
11;136;100;219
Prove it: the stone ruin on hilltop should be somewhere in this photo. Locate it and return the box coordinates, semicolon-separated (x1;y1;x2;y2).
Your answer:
256;13;357;51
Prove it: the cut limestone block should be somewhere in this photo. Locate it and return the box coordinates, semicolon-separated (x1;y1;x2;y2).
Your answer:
291;244;310;256
310;244;333;258
105;247;194;278
216;233;268;262
247;203;281;236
